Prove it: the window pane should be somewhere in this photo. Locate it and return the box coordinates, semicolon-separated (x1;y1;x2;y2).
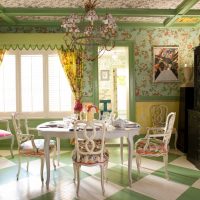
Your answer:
21;55;43;112
0;55;16;112
48;55;72;112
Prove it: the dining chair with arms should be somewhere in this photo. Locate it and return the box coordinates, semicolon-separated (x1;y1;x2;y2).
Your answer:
0;119;14;158
150;104;178;149
11;112;56;181
72;120;109;197
135;112;176;179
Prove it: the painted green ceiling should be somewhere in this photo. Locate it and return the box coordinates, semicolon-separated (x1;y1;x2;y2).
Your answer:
0;0;200;29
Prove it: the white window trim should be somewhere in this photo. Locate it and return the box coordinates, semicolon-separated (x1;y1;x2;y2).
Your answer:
0;49;74;119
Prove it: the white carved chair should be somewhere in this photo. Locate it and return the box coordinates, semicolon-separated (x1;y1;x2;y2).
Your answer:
135;112;176;179
0;119;14;158
72;120;109;197
150;104;178;150
11;113;56;181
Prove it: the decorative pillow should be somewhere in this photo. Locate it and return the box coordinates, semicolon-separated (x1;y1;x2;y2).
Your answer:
135;138;167;155
0;129;12;137
19;139;55;156
72;140;109;164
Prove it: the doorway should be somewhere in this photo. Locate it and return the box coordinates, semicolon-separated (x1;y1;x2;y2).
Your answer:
98;47;129;119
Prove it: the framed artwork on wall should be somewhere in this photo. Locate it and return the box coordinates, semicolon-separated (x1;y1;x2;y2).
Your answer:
100;70;110;81
153;46;179;82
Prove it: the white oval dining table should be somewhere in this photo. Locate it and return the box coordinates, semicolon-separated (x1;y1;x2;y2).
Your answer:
36;121;140;189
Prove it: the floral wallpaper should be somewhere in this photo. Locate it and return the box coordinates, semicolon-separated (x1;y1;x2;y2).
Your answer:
0;27;200;98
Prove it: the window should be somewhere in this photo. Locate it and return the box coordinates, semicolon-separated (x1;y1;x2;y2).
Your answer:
0;55;16;112
48;55;72;112
21;55;43;112
0;50;73;118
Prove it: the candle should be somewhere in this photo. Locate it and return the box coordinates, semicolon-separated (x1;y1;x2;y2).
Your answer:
184;64;188;67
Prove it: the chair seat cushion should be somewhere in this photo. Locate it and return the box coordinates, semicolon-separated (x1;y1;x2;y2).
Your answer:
0;130;12;138
20;139;55;156
135;138;167;155
72;140;109;164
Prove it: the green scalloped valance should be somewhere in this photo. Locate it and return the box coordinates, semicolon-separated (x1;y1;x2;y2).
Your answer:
0;33;66;50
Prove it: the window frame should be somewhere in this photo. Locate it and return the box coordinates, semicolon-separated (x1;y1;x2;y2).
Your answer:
0;49;74;118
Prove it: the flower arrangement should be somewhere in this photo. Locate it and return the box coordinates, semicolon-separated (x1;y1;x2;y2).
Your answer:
86;104;99;113
74;100;83;114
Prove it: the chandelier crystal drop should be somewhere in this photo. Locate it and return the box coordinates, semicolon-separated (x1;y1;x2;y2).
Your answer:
61;0;118;61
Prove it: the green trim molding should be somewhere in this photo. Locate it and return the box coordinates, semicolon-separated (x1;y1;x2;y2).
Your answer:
136;96;180;102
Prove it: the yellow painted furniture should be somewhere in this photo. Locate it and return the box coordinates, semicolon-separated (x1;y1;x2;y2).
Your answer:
150;104;178;150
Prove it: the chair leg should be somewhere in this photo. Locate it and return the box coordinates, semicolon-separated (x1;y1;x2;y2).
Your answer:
104;162;108;183
174;130;178;150
73;163;76;183
53;146;56;170
56;137;60;166
76;165;81;197
120;137;124;165
41;157;44;182
10;136;14;158
136;154;141;178
163;154;169;179
26;158;29;172
17;154;21;181
100;165;105;196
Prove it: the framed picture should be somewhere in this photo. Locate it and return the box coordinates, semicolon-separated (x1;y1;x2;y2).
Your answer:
153;46;179;82
100;70;110;81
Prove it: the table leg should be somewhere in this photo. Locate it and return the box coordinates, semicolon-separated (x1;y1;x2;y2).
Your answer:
120;137;124;165
56;137;60;166
44;136;50;189
127;135;133;187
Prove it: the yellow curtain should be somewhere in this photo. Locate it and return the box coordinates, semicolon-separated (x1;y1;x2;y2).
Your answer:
58;50;83;102
0;50;6;66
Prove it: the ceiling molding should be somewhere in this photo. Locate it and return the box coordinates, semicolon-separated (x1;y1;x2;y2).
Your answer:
164;0;200;27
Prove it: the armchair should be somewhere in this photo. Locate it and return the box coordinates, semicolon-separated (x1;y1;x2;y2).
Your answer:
135;112;176;179
11;113;56;181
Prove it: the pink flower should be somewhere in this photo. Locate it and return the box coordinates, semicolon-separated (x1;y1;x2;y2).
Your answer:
74;100;83;113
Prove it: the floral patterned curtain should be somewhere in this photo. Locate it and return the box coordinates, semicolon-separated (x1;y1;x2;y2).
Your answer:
0;50;6;66
58;50;83;103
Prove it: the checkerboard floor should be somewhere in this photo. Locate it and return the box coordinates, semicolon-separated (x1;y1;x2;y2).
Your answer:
0;147;200;200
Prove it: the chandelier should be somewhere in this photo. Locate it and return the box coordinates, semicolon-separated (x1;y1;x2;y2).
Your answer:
61;0;118;61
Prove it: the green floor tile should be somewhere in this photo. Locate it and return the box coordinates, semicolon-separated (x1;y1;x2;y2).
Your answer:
31;191;55;200
145;152;180;163
153;164;200;186
96;165;147;187
177;187;200;200
0;165;29;184
106;188;155;200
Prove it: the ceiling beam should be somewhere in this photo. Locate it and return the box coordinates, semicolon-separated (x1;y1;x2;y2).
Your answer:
0;9;16;25
3;7;176;17
164;0;199;27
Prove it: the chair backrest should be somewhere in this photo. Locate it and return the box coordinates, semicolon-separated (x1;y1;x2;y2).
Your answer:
11;113;29;145
150;104;168;127
74;120;106;162
162;112;176;146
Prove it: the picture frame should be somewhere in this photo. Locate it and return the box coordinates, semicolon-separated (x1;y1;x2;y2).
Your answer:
153;46;179;82
100;70;110;81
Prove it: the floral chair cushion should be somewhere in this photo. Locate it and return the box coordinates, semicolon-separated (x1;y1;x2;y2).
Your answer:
135;138;167;155
72;140;109;164
20;139;55;156
0;130;12;137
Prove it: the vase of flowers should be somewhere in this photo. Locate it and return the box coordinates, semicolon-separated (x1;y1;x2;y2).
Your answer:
74;99;83;120
85;104;99;121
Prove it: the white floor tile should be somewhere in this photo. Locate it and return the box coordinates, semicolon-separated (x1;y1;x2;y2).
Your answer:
21;158;66;176
0;157;16;169
124;157;165;174
0;176;53;200
77;162;117;175
131;174;189;200
192;178;200;189
170;156;199;171
60;176;123;200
